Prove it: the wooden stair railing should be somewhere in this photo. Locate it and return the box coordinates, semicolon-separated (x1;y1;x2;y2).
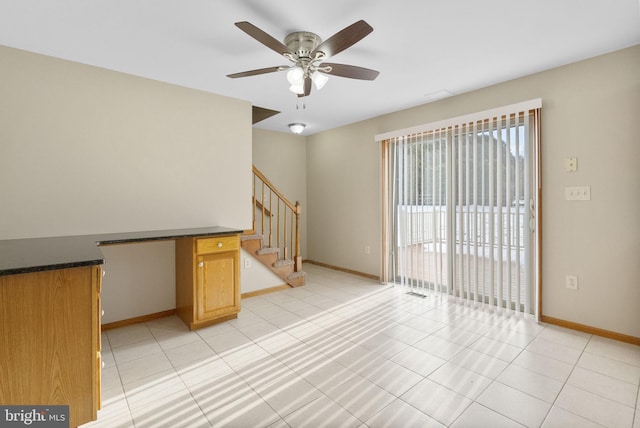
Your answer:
251;165;302;274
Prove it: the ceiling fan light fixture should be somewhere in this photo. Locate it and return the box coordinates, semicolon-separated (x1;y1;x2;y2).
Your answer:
286;67;304;85
288;123;306;134
311;72;328;90
287;66;305;94
289;83;305;95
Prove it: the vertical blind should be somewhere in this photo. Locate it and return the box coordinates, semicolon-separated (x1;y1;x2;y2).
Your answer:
379;100;541;314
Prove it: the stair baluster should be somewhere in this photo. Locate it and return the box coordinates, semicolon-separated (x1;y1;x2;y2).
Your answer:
248;166;303;287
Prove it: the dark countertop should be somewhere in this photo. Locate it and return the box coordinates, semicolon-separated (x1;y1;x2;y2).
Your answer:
0;226;243;276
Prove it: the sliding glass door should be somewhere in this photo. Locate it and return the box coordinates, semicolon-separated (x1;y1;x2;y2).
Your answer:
381;102;540;315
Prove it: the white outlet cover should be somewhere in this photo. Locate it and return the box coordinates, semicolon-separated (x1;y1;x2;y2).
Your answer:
565;186;591;201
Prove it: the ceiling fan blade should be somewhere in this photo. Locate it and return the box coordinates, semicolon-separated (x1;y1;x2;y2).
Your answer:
227;66;283;78
298;77;312;97
235;21;292;56
321;63;380;80
312;20;373;58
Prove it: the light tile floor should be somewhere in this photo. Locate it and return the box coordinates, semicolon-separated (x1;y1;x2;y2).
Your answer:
83;264;640;428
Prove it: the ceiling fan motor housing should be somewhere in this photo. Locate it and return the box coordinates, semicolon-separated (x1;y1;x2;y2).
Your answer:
284;32;322;60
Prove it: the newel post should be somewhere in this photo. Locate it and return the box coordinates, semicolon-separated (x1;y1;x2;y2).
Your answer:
294;201;302;272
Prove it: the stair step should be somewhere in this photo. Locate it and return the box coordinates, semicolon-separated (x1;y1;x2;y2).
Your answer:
241;240;306;289
241;233;263;242
256;247;279;256
273;259;294;268
240;234;263;255
272;259;294;279
286;271;306;288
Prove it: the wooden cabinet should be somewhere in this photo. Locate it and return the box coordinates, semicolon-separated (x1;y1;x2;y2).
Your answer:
0;227;241;426
0;265;102;428
176;234;240;330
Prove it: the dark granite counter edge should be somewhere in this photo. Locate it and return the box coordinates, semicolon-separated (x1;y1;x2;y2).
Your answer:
94;226;244;245
0;226;244;277
0;259;106;277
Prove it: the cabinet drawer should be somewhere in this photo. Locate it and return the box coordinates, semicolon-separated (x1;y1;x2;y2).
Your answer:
196;235;239;254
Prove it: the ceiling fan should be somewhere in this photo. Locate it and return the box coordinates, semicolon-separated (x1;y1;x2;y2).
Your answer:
227;20;380;97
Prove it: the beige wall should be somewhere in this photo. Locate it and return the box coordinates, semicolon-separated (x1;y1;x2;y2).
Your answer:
306;121;382;274
306;45;640;338
0;45;252;239
0;45;253;323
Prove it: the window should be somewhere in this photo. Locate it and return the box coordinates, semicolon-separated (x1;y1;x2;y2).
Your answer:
379;100;541;316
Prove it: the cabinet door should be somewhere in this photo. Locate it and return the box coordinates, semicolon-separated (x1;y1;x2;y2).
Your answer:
0;266;98;427
196;251;239;321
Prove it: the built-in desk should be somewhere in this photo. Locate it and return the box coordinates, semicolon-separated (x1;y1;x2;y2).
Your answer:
0;226;243;276
0;226;242;427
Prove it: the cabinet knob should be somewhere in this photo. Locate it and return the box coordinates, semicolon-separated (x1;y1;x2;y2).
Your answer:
217;242;223;248
198;261;204;267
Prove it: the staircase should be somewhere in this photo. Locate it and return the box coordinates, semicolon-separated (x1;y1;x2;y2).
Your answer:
242;166;305;288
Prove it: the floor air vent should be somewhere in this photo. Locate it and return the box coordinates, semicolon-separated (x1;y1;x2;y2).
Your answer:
405;291;427;298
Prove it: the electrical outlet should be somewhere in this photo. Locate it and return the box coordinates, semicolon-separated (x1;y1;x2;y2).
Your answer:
364;245;371;255
566;275;578;290
244;258;251;269
565;186;591;201
576;186;590;200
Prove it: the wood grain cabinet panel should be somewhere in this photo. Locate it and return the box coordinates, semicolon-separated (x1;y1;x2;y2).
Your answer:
0;265;101;428
197;252;238;320
176;234;240;330
195;235;239;254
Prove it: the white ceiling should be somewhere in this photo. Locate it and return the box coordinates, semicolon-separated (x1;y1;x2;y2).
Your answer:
1;0;639;135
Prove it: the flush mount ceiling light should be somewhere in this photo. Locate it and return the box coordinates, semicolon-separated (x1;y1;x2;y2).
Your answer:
227;21;379;98
288;123;306;134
